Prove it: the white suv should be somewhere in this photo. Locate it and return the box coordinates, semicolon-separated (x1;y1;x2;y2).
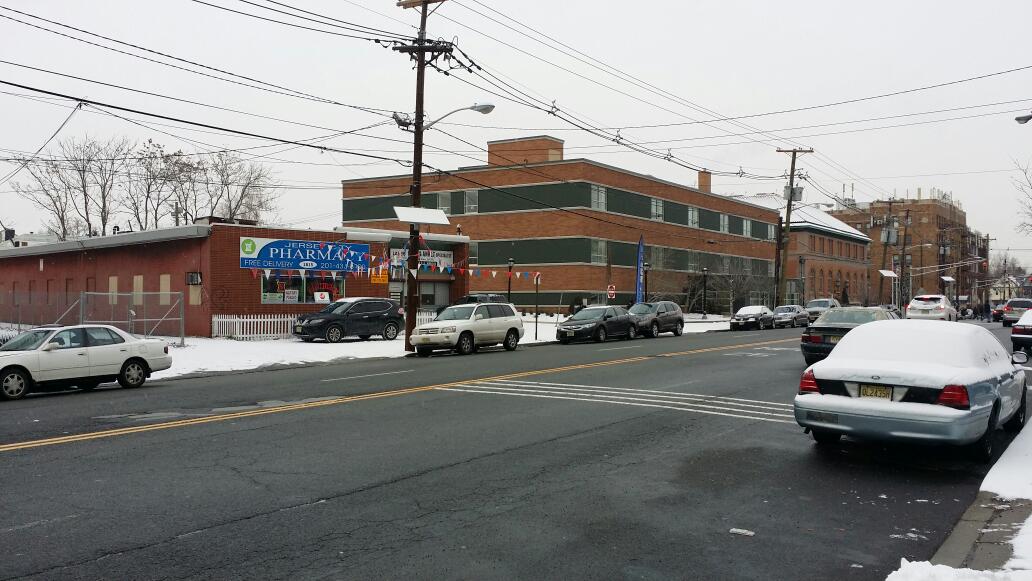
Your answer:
906;294;958;321
413;303;524;357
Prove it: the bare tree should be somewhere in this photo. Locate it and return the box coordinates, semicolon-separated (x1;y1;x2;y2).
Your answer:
168;156;210;224
1015;160;1032;236
121;140;183;230
90;137;134;235
12;159;82;240
204;152;278;222
52;137;100;236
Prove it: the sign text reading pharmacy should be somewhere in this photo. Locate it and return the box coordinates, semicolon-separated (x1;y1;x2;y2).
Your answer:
239;238;370;272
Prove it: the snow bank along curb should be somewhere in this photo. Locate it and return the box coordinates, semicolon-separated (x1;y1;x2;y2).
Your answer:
931;491;1032;571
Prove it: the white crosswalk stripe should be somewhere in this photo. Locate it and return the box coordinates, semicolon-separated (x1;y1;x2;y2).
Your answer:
438;380;796;424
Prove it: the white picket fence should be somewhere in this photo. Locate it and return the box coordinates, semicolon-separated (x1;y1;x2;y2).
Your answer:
415;309;437;326
212;314;301;340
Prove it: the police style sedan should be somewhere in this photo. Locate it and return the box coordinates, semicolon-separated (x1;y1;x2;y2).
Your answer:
0;325;172;400
795;320;1027;462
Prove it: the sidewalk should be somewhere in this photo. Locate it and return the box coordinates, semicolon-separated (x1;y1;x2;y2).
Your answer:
888;417;1032;580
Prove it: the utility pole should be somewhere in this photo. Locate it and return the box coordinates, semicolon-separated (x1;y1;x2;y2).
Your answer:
772;215;783;305
896;209;910;308
776;148;812;308
395;0;450;351
876;200;896;304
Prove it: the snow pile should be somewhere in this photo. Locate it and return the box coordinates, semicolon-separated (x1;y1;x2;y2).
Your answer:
886;559;1032;580
982;419;1032;500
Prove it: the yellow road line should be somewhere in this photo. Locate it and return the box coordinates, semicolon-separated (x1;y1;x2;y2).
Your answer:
0;336;798;453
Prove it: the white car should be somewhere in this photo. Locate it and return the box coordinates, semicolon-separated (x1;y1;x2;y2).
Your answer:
905;294;958;321
0;325;172;400
413;303;524;357
794;320;1026;462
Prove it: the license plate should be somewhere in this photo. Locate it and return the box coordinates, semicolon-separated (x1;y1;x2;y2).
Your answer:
806;411;838;424
566;331;575;337
295;325;302;333
826;336;840;344
919;309;929;314
859;384;892;399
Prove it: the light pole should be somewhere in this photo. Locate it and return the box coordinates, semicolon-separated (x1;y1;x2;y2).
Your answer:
643;262;651;301
1017;111;1032;124
702;267;709;318
507;257;515;302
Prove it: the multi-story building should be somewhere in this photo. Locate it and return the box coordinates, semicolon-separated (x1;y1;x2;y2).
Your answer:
784;206;871;305
339;136;779;313
828;190;990;306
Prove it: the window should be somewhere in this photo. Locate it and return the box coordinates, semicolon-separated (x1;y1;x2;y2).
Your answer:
590;184;607;211
50;328;85;349
464;189;479;214
468;242;479;266
159;274;171;306
133;275;144;306
488;304;514;318
905;254;913;267
474;305;490;319
261;272;345;304
651;198;664;221
85;327;123;346
767;224;776;241
437;191;451;215
744;220;752;238
720;214;729;233
591;239;607;264
350;301;378;314
108;276;118;305
688;207;699;228
649;246;666;270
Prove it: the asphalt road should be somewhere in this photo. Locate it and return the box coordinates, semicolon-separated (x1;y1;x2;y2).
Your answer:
0;321;1016;580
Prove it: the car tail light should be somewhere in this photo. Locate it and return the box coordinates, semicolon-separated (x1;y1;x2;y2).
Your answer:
801;333;822;343
1015;326;1032;335
935;305;945;311
937;385;970;410
1005;305;1014;311
799;369;819;394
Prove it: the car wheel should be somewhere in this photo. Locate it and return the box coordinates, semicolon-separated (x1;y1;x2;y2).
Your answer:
650;322;660;338
503;329;519;351
117;359;148;389
1005;392;1027;433
325;325;344;343
626;326;638;340
758;320;766;331
812;429;841;445
455;332;475;355
416;347;433;358
382;323;399;341
0;368;30;400
358;335;372;341
595;327;607;343
970;405;1000;463
78;380;101;392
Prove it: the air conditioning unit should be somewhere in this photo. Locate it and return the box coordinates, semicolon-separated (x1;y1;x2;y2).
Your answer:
186;272;202;286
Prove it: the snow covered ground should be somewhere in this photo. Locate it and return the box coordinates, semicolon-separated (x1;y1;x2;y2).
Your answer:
887;560;1032;580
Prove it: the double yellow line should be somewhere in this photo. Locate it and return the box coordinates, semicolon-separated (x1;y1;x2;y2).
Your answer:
0;337;797;453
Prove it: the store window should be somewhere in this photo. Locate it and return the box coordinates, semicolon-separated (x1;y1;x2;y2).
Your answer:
260;273;346;304
419;281;450;307
590;184;607;211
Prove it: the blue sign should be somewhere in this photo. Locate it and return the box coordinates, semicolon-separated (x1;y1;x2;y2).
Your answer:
634;235;645;303
239;237;370;272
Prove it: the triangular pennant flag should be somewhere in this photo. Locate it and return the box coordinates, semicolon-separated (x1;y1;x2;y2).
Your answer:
445;266;452;274
507;271;513;279
458;268;464;275
491;270;498;278
250;268;258;280
409;268;418;279
319;241;326;250
263;269;271;280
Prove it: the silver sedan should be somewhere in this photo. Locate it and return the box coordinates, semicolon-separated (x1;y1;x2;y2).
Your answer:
794;320;1027;462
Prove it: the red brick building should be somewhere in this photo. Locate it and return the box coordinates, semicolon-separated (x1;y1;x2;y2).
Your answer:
340;136;779;312
0;221;469;337
783;206;871;305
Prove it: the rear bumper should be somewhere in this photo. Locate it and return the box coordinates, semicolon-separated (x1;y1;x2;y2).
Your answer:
906;313;949;320
800;343;834;360
794;394;989;444
1012;335;1032;349
148;355;173;373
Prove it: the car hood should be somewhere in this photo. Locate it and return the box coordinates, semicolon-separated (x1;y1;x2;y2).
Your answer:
733;313;764;319
774;312;797;317
416;320;468;330
808;322;863;331
559;319;600;326
811;357;978;388
806;307;828;313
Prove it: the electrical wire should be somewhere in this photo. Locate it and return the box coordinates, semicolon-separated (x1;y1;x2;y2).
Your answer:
239;0;410;38
189;0;406;41
0;102;79;187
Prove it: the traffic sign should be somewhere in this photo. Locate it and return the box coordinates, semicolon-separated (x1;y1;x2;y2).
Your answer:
607;284;616;299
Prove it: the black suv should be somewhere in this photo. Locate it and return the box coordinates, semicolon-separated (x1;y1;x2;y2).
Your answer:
294;298;403;343
628;301;685;337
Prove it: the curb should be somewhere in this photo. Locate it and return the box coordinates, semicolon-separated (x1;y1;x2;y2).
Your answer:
932;491;1032;570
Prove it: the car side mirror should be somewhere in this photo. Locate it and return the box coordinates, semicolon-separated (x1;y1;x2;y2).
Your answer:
1014;351;1029;365
41;342;58;352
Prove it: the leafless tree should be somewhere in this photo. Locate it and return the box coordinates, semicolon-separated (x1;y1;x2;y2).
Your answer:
1015;160;1032;236
90;137;134;235
204;152;278;222
121;140;183;230
168;156;210;224
52;137;99;236
12;159;82;240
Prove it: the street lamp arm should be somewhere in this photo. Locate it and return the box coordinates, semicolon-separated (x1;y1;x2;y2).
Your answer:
424;102;495;130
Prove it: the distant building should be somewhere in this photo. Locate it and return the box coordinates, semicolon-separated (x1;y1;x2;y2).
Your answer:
0;230;60;249
784;206;871;305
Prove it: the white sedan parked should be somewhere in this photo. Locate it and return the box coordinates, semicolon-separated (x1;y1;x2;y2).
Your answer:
0;325;172;400
794;320;1026;462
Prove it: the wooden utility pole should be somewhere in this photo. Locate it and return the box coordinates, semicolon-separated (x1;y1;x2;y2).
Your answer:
776;148;812;307
395;0;449;351
896;209;911;307
876;200;896;304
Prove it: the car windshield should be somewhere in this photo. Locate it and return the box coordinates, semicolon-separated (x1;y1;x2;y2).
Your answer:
1011;300;1032;309
736;306;765;316
569;308;606;321
774;306;795;314
435;305;476;321
318;300;353;314
806;300;830;308
628;304;655;315
816;309;879;325
0;329;53;351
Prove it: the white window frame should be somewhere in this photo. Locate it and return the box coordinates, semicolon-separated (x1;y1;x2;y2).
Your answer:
651;198;664;221
468;241;479;265
767;224;777;241
743;220;751;238
464;189;479;214
590;239;608;264
437;191;451;215
688;207;699;228
590;184;607;211
720;214;729;233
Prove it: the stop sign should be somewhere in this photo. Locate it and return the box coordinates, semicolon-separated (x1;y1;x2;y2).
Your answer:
607;284;616;299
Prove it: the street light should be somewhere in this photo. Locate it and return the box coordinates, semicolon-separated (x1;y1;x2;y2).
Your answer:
507;257;515;302
424;102;495;130
1016;111;1032;124
643;262;651;300
702;267;709;319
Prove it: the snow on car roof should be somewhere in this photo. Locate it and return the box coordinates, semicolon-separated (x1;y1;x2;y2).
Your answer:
1018;310;1032;325
737;305;766;314
829;320;1007;368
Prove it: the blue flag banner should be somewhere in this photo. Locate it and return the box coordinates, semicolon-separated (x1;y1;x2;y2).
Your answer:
634;235;645;303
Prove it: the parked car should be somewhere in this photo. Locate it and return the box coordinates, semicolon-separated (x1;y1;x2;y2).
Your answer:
1012;311;1032;353
0;324;172;400
905;294;958;322
413;303;523;357
800;306;896;365
729;305;775;331
628;301;685;337
294;297;403;343
1002;298;1032;328
436;293;509;314
805;298;841;322
772;305;809;328
795;320;1027;462
557;305;637;343
993;304;1006;322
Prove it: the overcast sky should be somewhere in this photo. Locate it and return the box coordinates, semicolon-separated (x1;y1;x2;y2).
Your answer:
0;1;1028;261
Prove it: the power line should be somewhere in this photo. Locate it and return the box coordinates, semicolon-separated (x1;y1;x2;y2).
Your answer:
0;102;80;187
0;4;395;115
240;0;410;38
188;0;407;41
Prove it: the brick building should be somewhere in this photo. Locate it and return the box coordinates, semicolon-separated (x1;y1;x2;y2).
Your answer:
340;136;779;313
828;192;990;306
783;206;871;305
0;221;469;337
